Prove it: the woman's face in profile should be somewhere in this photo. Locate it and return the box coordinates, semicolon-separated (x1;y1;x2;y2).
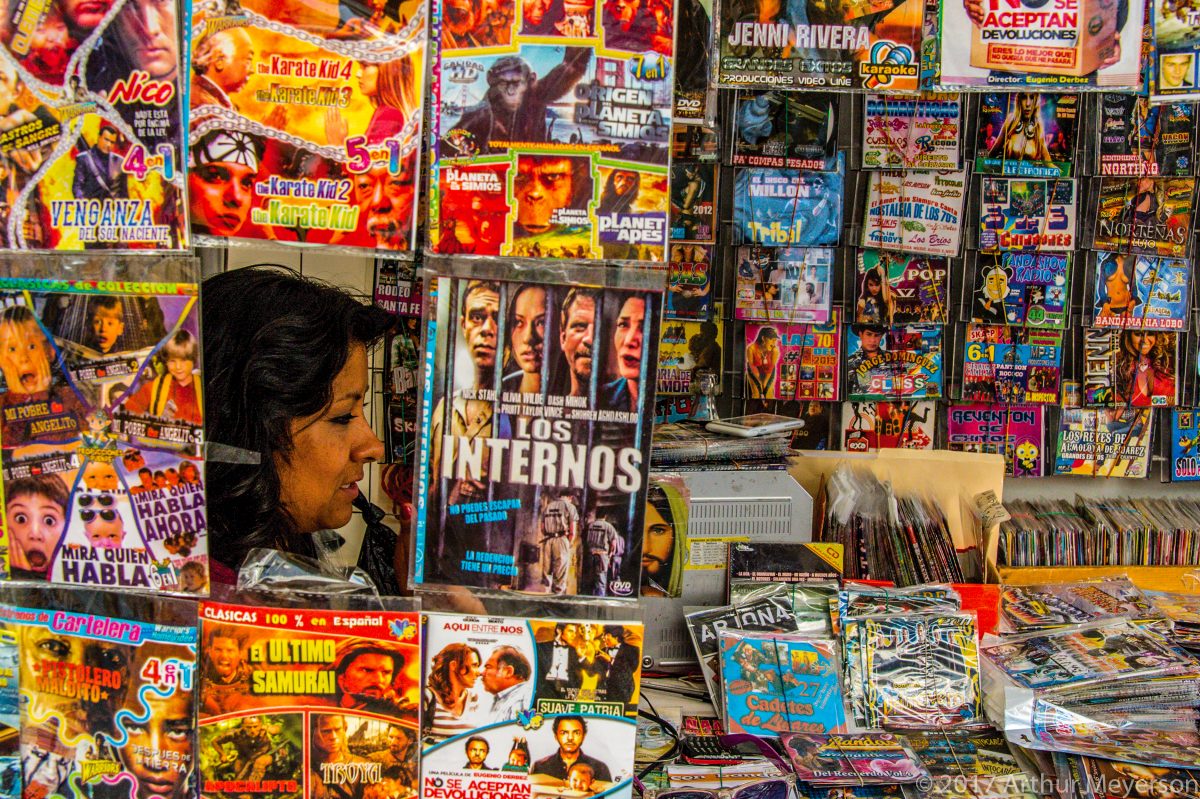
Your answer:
275;343;384;533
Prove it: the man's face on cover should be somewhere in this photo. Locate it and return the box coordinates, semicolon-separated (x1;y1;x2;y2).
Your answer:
555;719;585;755
1162;54;1192;88
0;318;52;395
515;157;573;233
121;690;192;799
209;636;241;679
859;328;883;353
642;501;672;577
466;739;488;766
523;0;551;25
315;716;347;757
338;652;394;698
355;164;411;250
190;162;255;237
461;287;499;371
117;0;178;81
560;296;594;391
62;0;113;34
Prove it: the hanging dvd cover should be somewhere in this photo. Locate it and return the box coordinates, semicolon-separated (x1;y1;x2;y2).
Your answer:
732;158;845;247
861;93;963;170
1082;327;1178;407
670;162;717;243
937;0;1144;88
841;400;936;451
946;403;1045;476
977;177;1078;253
666;243;713;320
1152;2;1200;99
420;613;642;798
0;587;197;799
861;170;967;256
187;0;426;252
0;0;190;250
1091;176;1196;258
1054;407;1153;477
674;0;715;123
429;0;675;261
975;94;1078;177
198;601;420;799
413;264;661;599
854;251;949;325
730;91;838;171
1171;409;1200;481
734;246;834;323
0;269;207;592
970;252;1070;328
960;324;1062;405
845;324;943;400
1092;252;1190;330
744;313;842;402
715;0;923;91
1097;95;1196;177
657;315;723;396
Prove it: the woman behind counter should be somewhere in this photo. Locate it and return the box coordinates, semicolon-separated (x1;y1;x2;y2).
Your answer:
202;265;400;591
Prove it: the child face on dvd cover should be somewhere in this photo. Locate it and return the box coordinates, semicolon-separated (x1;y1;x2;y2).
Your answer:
6;474;67;574
0;312;53;395
276;343;384;533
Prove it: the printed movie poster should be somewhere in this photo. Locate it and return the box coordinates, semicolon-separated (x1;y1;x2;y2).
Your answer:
731;91;838;170
854;250;949;325
861;93;963;170
938;0;1145;88
421;613;642;799
1092;176;1196;257
666;243;713;319
744;313;841;402
715;0;923;90
414;268;661;598
657;315;723;396
977;177;1078;253
1054;408;1153;478
674;0;715;122
1092;252;1190;330
0;272;208;592
0;0;190;249
0;589;197;799
842;400;936;451
1083;327;1178;407
1153;0;1200;99
970;252;1070;328
198;602;421;799
670;162;716;242
947;403;1045;476
974;93;1078;176
961;324;1062;405
1170;409;1200;481
1097;95;1196;176
861;169;966;256
734;246;833;323
187;0;426;251
845;323;942;400
732;160;845;247
378;261;424;519
429;0;676;262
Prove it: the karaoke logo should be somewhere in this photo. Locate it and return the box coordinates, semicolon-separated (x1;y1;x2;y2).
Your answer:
861;41;916;88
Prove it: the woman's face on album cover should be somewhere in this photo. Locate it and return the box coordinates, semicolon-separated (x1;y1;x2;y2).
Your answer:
613;297;644;381
275;344;384;534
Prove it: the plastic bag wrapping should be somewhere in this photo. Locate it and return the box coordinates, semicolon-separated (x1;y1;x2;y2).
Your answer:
236;546;382;605
980;620;1200;768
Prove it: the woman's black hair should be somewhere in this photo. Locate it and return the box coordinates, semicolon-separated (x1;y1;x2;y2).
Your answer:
202;265;393;572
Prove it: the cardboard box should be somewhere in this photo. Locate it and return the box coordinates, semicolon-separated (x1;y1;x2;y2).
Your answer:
968;0;1119;76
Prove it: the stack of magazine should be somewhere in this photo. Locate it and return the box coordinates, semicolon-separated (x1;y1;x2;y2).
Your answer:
1000;497;1200;567
651;422;795;467
821;465;964;584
